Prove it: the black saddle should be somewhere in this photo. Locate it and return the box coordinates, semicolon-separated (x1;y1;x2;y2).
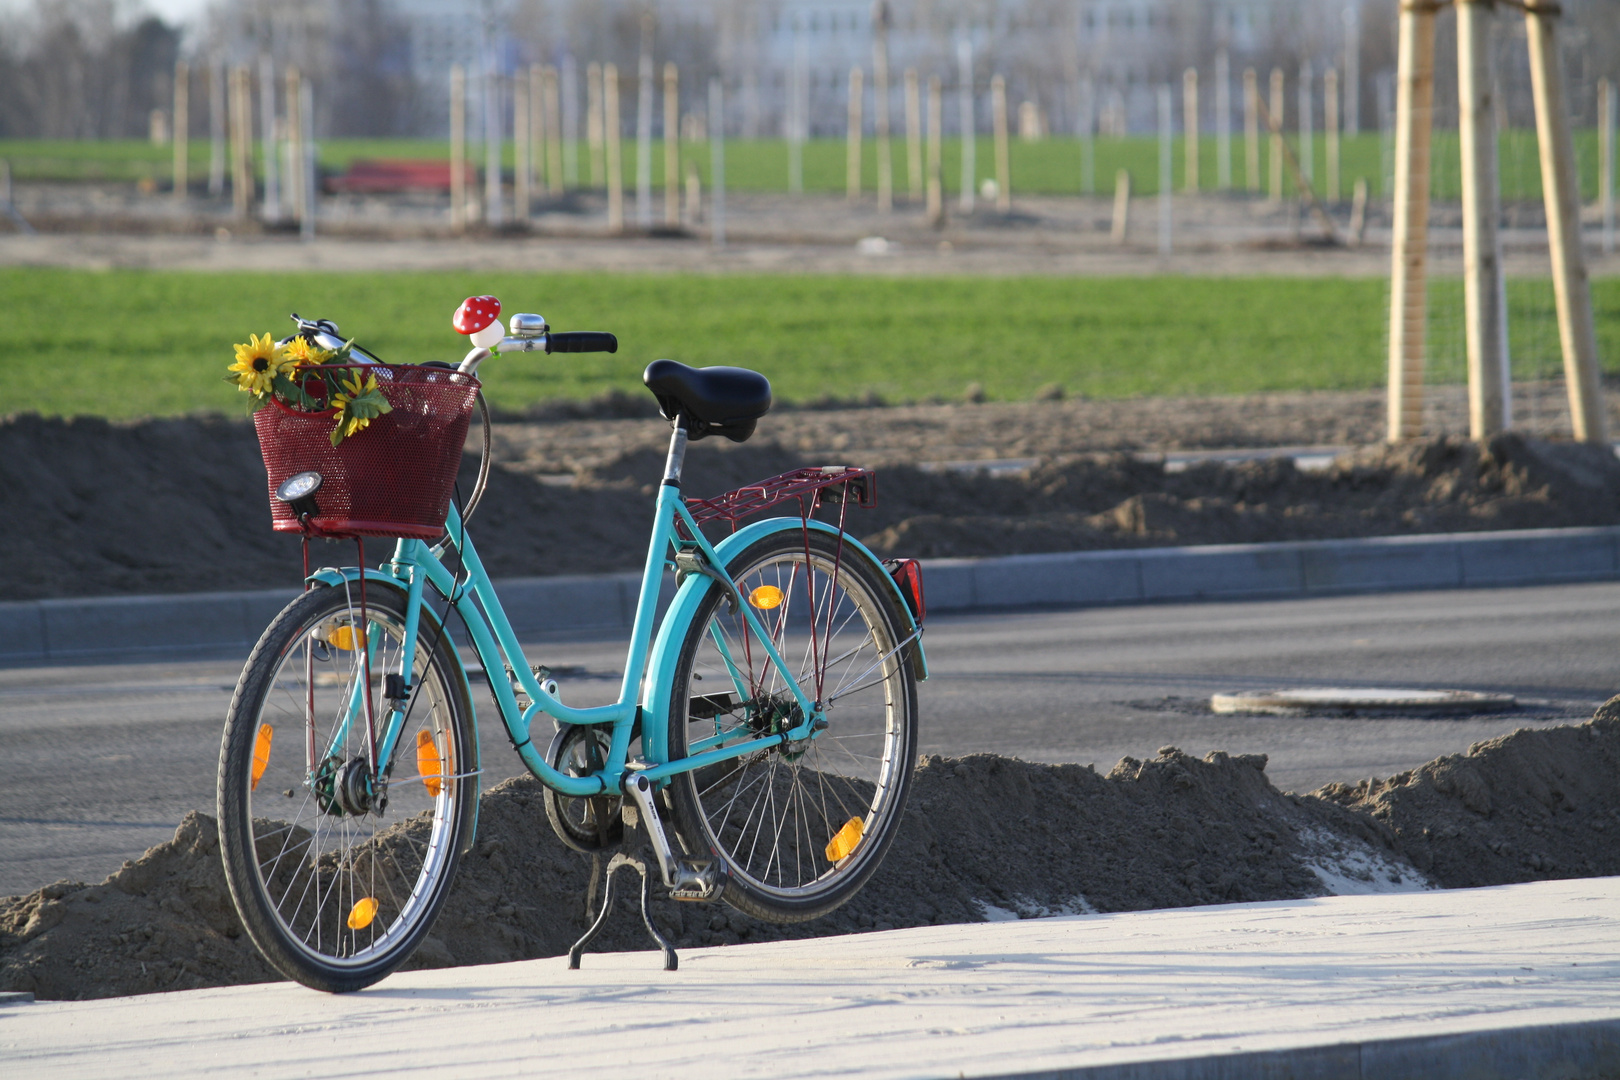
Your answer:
643;359;772;443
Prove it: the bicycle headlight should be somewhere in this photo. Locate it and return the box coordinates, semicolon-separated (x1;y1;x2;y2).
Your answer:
275;471;323;518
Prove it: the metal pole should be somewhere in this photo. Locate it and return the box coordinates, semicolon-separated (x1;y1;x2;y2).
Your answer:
992;74;1010;211
514;68;530;222
1388;0;1438;442
561;55;579;188
1269;68;1285;201
605;62;623;232
286;68;304;225
958;35;975;212
1325;68;1341;203
905;68;922;200
1458;0;1510;438
665;63;680;227
847;66;863;202
259;56;279;223
1079;74;1096;195
450;65;466;233
790;30;806;194
545;66;564;195
172;61;188;202
709;76;725;247
1183;68;1198;192
1299;61;1314;185
209;59;225;197
872;2;892;212
529;63;544;196
300;79;315;242
636;16;653;229
1216;50;1231;190
587;62;604;188
1158;83;1173;255
1344;3;1361;135
1244;68;1260;192
1525;0;1607;442
926;75;943;224
484;55;502;227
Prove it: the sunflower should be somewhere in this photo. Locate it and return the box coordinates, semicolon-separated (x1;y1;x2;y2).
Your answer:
282;336;335;366
228;333;292;397
329;370;393;445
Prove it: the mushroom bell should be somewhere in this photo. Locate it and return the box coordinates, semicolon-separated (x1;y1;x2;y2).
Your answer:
453;295;505;349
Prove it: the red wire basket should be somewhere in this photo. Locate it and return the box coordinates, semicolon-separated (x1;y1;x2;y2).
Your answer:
253;364;480;541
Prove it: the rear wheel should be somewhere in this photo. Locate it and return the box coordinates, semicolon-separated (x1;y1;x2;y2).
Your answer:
217;582;476;993
665;530;918;923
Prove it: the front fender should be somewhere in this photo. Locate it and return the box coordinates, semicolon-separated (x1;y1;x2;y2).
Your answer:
641;517;927;767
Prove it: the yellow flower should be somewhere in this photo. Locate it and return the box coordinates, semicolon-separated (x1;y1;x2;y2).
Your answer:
328;371;392;446
228;333;291;397
281;336;334;366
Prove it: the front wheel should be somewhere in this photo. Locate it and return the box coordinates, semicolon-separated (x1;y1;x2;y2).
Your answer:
217;582;476;993
665;529;919;924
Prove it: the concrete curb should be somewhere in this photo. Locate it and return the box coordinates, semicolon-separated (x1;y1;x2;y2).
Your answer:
4;525;1618;663
986;1016;1620;1080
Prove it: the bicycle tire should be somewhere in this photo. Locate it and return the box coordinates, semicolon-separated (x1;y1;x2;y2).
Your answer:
665;529;919;923
217;582;476;993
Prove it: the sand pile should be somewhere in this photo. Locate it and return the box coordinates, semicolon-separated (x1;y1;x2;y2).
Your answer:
6;406;1619;601
7;704;1620;1002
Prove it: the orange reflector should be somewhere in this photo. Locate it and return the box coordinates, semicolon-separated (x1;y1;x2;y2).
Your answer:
250;724;273;791
749;585;784;610
824;816;864;862
327;624;359;651
416;729;443;796
347;897;378;930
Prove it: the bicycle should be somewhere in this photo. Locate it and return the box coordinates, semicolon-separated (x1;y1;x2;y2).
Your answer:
216;300;928;993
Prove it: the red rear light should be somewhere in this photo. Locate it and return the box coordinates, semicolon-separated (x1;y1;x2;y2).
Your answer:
884;558;925;623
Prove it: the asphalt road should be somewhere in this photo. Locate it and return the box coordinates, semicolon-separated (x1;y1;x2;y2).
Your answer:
2;580;1614;899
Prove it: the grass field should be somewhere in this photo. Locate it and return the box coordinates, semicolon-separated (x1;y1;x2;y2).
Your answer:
0;131;1606;201
2;269;1617;420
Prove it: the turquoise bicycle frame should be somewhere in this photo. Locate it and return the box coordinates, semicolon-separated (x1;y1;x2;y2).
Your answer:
307;473;925;810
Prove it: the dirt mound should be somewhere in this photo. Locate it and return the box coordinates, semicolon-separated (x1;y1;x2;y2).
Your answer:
1314;704;1620;887
15;700;1620;1002
6;405;1620;600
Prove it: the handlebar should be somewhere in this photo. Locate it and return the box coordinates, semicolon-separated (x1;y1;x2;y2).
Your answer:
459;330;619;374
545;332;618;354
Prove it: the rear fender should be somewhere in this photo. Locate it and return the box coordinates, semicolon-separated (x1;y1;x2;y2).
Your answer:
641;517;927;767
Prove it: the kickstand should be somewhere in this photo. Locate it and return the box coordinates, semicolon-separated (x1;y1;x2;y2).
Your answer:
568;852;678;972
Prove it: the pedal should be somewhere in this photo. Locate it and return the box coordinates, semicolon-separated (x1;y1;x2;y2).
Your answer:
622;773;725;901
669;859;723;902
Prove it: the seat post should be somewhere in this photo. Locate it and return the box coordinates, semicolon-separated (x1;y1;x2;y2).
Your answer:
662;415;690;487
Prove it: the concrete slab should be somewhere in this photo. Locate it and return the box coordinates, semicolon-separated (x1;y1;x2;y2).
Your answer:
1139;543;1305;601
1302;536;1465;595
1458;527;1620;588
7;878;1620;1080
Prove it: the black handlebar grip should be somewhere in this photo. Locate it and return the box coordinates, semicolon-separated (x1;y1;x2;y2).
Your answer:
546;332;618;354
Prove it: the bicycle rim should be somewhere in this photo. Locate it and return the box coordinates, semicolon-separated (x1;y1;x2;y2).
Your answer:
219;585;472;988
669;532;917;920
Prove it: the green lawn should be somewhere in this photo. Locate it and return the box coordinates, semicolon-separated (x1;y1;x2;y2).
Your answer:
3;269;1616;420
0;131;1605;201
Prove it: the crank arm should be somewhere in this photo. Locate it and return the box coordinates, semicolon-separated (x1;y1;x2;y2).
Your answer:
623;773;723;901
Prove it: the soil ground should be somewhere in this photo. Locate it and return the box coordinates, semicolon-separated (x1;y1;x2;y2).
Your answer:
5;703;1618;1001
7;392;1620;600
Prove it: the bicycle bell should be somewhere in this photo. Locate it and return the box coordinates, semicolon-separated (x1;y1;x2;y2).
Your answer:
509;313;548;339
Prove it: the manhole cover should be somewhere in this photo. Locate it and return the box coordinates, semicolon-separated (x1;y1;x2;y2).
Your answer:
1210;688;1517;717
